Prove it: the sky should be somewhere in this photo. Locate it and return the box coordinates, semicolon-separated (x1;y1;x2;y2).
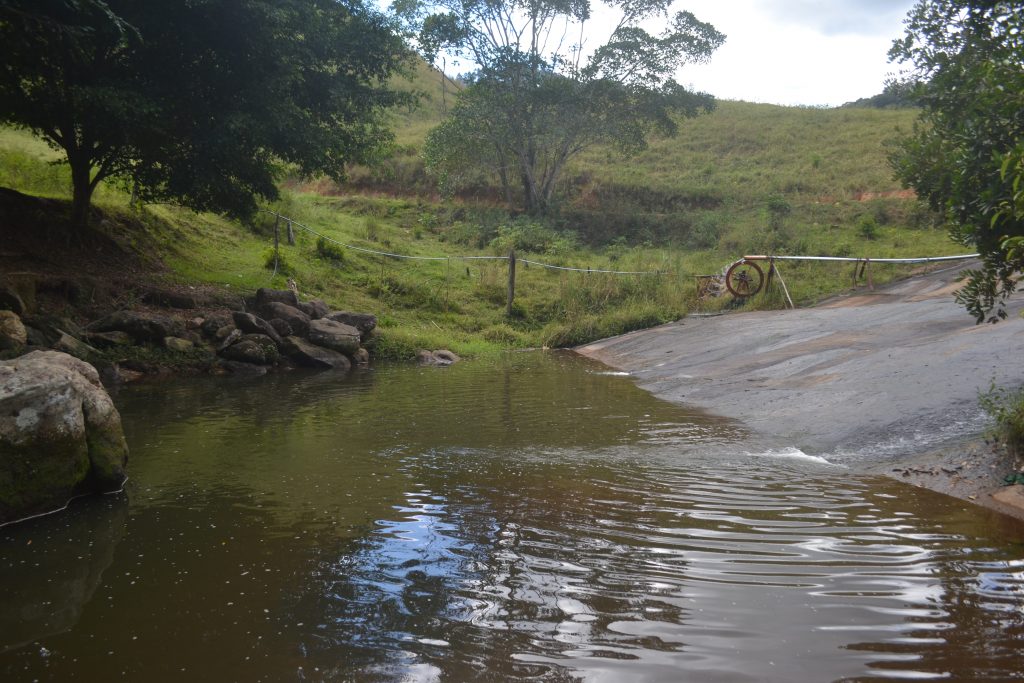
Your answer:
663;0;919;107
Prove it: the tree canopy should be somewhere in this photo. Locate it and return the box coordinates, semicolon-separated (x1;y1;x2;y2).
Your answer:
394;0;724;214
0;0;410;227
889;0;1024;322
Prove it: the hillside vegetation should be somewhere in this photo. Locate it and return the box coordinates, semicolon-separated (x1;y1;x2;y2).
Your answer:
0;67;965;358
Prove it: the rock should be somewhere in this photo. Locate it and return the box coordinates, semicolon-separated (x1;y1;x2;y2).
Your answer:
87;310;184;343
219;334;279;365
417;349;460;366
325;311;377;340
232;311;282;345
263;302;310;337
163;336;194;352
214;324;235;341
200;313;234;339
268;318;292;338
216;328;242;353
351;347;370;366
0;351;128;524
0;311;27;351
433;350;460;365
84;330;133;349
52;332;98;360
0;287;26;315
23;325;50;348
296;299;329;320
20;314;82;347
99;363;146;386
307;319;361;355
279;335;352;370
255;287;299;312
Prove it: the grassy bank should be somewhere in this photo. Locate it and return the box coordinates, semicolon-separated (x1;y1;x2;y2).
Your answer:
0;95;965;359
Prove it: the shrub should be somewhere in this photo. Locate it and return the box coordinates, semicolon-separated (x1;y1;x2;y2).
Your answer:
980;384;1024;458
315;236;346;264
261;247;293;275
857;215;879;240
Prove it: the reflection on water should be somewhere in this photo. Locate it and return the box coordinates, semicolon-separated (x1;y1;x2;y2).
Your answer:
1;351;1023;682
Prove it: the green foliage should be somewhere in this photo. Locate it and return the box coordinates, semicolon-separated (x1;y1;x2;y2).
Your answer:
0;0;410;227
888;0;1024;322
401;0;724;214
315;237;346;265
489;219;578;256
980;384;1024;458
857;216;879;240
262;247;294;276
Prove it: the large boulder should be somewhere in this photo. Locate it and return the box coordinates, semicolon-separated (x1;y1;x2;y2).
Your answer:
199;312;234;339
22;314;84;347
307;319;361;355
0;311;27;351
263;302;310;337
325;311;377;341
52;332;98;360
87;310;184;343
279;335;351;370
219;334;280;365
0;351;129;524
232;311;282;345
255;287;299;312
296;299;329;320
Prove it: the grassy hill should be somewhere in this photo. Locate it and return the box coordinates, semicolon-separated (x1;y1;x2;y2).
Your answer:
0;68;965;359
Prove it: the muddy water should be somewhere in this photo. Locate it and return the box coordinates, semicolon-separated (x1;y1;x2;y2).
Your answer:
2;352;1023;682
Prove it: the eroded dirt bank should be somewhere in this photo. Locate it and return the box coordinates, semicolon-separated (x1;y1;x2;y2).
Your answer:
577;263;1024;518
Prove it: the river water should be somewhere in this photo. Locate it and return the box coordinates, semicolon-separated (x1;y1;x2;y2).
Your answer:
2;352;1024;682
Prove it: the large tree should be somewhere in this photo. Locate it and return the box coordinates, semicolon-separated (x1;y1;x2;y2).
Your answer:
0;0;410;228
889;0;1024;322
395;0;724;214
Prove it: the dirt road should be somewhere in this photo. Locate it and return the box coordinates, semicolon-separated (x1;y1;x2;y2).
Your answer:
577;263;1024;490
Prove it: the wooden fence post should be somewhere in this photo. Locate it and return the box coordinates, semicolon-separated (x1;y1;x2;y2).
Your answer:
506;249;516;317
273;214;281;273
286;220;295;245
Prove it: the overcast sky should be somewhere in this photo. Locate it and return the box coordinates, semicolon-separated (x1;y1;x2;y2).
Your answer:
671;0;919;106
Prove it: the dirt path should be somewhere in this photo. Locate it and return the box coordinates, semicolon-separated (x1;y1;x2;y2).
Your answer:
577;263;1024;518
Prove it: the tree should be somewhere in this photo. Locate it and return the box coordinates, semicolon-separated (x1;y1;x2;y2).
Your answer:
888;0;1024;322
0;0;410;228
395;0;724;214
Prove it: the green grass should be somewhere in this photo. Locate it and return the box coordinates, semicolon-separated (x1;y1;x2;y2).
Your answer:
0;90;969;359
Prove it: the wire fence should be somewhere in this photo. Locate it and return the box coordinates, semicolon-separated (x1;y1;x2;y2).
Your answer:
260;208;980;314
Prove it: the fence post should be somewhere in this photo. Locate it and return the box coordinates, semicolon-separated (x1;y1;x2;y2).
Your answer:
506;249;516;317
273;214;281;273
286;220;295;246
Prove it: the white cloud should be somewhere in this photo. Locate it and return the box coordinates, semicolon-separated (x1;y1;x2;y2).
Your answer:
675;0;917;106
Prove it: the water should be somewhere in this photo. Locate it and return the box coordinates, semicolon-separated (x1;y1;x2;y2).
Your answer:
2;352;1024;682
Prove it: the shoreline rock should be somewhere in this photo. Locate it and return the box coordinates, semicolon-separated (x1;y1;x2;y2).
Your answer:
0;351;129;525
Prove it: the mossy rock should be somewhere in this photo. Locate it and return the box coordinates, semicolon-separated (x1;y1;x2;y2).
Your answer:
0;351;128;524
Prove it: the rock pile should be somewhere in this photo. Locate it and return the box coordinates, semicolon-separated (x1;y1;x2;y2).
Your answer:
0;285;377;381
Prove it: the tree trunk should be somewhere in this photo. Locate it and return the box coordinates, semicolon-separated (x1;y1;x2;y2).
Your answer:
69;156;95;229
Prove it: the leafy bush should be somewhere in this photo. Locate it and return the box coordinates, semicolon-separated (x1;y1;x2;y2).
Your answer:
261;247;293;275
315;236;346;264
980;384;1024;458
489;218;579;255
857;215;879;240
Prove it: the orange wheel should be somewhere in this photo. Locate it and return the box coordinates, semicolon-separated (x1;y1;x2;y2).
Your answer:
724;260;765;297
